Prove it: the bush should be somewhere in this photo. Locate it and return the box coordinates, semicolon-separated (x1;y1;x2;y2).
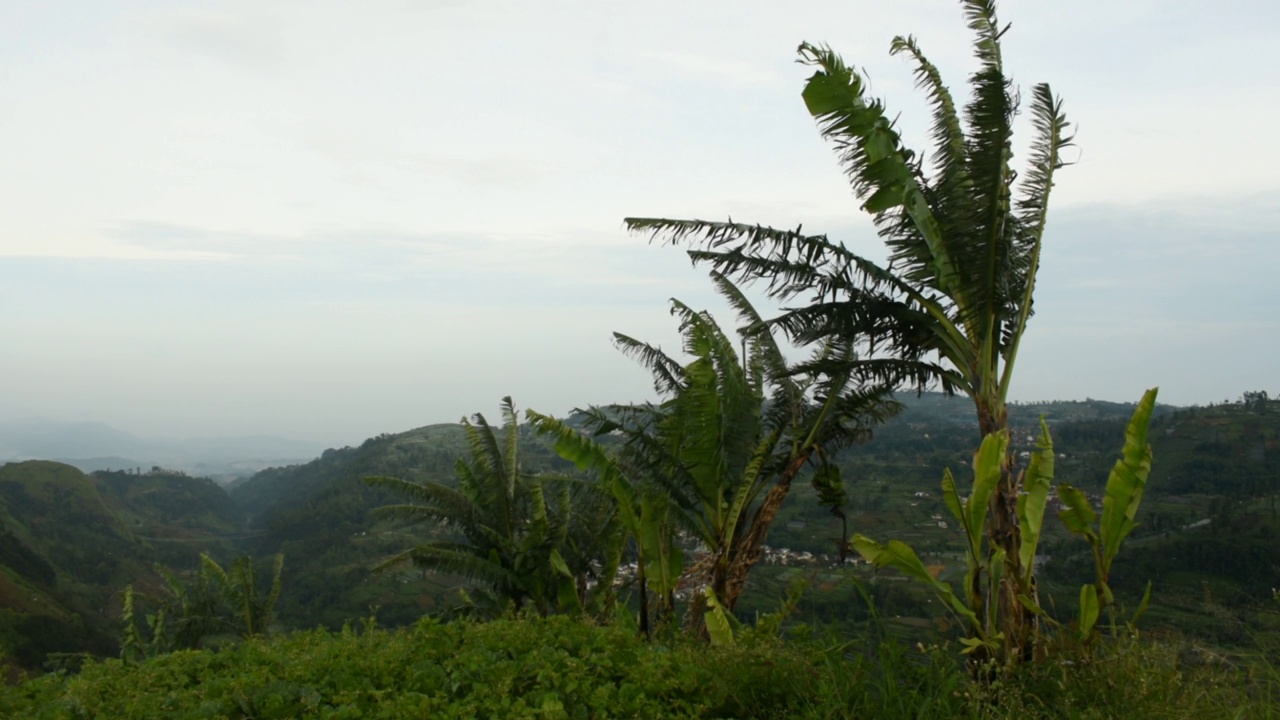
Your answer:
2;616;1274;719
0;616;840;719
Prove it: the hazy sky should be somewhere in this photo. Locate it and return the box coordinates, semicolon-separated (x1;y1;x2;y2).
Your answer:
2;0;1277;446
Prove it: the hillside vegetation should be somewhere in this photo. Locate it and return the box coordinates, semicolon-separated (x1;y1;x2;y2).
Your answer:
0;462;244;671
2;397;1276;674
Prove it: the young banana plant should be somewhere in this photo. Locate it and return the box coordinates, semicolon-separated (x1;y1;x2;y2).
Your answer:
853;388;1158;660
525;409;683;635
853;426;1051;659
1056;388;1158;639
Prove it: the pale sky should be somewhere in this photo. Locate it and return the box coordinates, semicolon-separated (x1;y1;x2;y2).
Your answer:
2;0;1277;446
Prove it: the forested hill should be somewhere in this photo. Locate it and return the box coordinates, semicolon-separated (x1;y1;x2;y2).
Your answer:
221;393;1265;635
230;423;470;524
0;462;243;670
1045;397;1280;644
227;420;575;629
1;394;1275;673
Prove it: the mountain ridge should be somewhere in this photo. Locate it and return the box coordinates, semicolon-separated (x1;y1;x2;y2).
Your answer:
0;419;325;480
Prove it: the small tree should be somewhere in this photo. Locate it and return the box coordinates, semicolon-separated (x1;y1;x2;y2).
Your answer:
1243;390;1269;414
854;389;1159;665
366;398;619;617
121;552;283;661
200;553;284;639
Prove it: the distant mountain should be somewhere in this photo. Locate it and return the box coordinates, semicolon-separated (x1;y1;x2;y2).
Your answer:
226;397;1186;630
231;395;1280;641
0;421;145;460
54;456;149;474
0;420;325;480
889;390;1178;426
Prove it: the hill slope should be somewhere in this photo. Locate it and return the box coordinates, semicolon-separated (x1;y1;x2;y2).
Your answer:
230;422;531;628
0;461;245;671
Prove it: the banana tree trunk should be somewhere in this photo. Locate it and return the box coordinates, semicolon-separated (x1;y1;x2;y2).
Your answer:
683;552;730;639
721;451;812;611
681;592;706;637
834;507;850;562
978;403;1035;663
637;560;651;640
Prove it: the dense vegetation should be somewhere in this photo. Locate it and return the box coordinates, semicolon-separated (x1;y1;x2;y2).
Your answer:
0;461;244;671
2;396;1273;674
3;615;1272;719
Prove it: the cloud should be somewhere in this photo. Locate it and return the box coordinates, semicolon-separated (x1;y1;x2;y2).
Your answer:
302;135;547;191
397;153;543;189
95;219;707;309
105;220;495;269
639;50;782;88
153;9;282;70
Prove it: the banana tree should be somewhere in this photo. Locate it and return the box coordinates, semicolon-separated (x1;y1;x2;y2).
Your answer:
624;0;1071;661
810;459;852;561
525;409;683;636
199;552;284;639
121;552;284;659
553;273;895;635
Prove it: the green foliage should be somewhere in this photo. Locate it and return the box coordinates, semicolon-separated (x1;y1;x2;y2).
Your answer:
120;553;285;661
526;408;681;632
366;398;612;618
810;463;852;559
0;609;92;672
979;633;1267;720
1057;388;1160;637
93;468;242;537
702;588;734;647
851;534;979;629
226;422;489;629
537;275;895;637
857;390;1162;661
2;616;853;719
1243;390;1270;414
748;576;808;640
2;615;1271;719
206;553;285;639
810;464;846;514
854;427;1026;658
0;461;137;586
1017;423;1055;580
0;461;219;668
0;521;56;587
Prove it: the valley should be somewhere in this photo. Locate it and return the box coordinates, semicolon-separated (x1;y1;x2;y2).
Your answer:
2;392;1276;674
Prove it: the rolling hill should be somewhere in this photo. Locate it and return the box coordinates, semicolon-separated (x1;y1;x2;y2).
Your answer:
0;461;245;671
2;394;1276;673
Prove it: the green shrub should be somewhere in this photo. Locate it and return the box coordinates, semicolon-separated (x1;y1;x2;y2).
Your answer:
2;616;1273;719
975;635;1272;720
0;616;841;719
